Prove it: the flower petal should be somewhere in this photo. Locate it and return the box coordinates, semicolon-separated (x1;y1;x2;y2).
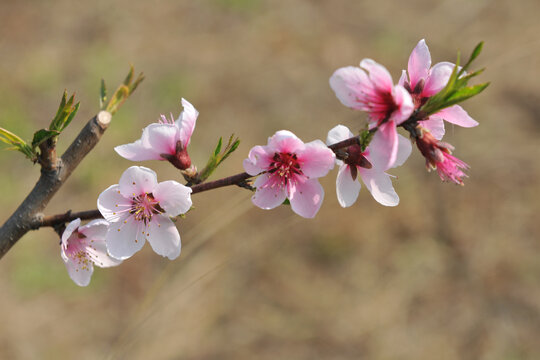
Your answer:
326;124;353;145
243;145;272;176
251;173;287;210
97;185;132;223
359;169;399;206
106;217;146;260
336;165;361;208
398;69;408;87
176;98;198;147
434;105;479;127
419;117;445;140
360;59;393;91
114;139;162;161
296;139;335;179
153;180;193;217
62;218;81;247
393;134;412;168
268;130;305;154
390;85;414;124
329;66;369;110
80;219;122;268
146;215;181;260
289;178;325;218
141;123;179;156
118;166;158;199
408;39;431;89
423;61;454;97
64;258;94;287
78;219;108;240
368;121;398;170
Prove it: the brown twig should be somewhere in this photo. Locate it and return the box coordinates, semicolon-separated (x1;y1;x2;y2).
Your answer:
0;111;112;259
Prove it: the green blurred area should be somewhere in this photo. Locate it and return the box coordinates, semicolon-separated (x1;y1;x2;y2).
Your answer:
1;0;540;359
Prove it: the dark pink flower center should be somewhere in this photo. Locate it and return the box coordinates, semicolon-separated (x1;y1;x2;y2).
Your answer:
268;152;303;186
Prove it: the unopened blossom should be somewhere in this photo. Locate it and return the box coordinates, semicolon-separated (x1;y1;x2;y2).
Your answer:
115;98;198;170
97;166;192;260
327;125;411;207
61;218;121;287
243;130;335;218
330;59;414;169
414;125;469;185
399;39;479;139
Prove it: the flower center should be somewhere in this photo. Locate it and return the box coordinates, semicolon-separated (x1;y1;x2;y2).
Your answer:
65;232;91;270
130;193;163;224
268;152;303;185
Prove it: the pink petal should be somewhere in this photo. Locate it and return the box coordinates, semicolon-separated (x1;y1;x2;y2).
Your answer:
326;124;353;145
141;123;179;156
114;139;162;162
86;240;122;268
251;173;287;210
62;218;81;246
153;180;193;217
419;117;445;140
368;121;398;170
296;139;335;179
398;69;408;87
118;166;158;199
97;185;132;223
390;85;414;124
423;62;454;97
106;217;146;260
78;219;108;240
268;130;305;154
358;169;399;206
393;134;412;167
408;39;431;89
243;145;272;176
64;257;94;287
329;66;369;110
146;215;181;260
289;178;325;218
336;165;361;208
435;105;479;127
176;98;198;147
360;59;393;91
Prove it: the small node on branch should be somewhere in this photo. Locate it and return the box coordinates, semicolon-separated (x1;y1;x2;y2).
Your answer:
97;111;112;128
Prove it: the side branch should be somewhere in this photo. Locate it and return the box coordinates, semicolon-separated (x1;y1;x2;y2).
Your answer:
0;111;112;259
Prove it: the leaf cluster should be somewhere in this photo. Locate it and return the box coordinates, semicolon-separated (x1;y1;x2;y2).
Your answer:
198;134;241;182
420;42;489;117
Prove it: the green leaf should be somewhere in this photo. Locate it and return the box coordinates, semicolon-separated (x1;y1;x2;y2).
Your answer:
100;79;107;109
214;137;223;156
0;127;36;160
444;82;490;106
31;129;60;149
461;41;484;74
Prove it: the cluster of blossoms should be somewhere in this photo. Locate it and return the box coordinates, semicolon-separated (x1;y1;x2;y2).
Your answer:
60;39;481;286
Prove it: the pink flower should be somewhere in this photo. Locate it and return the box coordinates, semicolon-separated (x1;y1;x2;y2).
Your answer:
115;98;198;170
330;59;414;169
414;125;469;185
61;218;122;286
243;130;335;218
97;166;192;260
399;39;479;139
327;125;411;207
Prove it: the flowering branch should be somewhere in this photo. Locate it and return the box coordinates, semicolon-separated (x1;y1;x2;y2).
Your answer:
0;67;143;259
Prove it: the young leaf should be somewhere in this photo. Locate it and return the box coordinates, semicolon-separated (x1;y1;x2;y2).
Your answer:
31;129;60;149
100;79;107;109
0;127;36;160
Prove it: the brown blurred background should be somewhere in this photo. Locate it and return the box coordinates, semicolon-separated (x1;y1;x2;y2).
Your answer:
1;0;539;359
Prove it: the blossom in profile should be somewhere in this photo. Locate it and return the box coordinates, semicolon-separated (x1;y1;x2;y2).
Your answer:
61;218;122;287
414;125;469;185
327;125;411;207
330;60;414;169
243;130;335;218
97;166;192;260
399;39;479;139
115;98;198;170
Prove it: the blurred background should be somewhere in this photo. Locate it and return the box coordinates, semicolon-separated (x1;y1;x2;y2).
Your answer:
1;0;539;359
